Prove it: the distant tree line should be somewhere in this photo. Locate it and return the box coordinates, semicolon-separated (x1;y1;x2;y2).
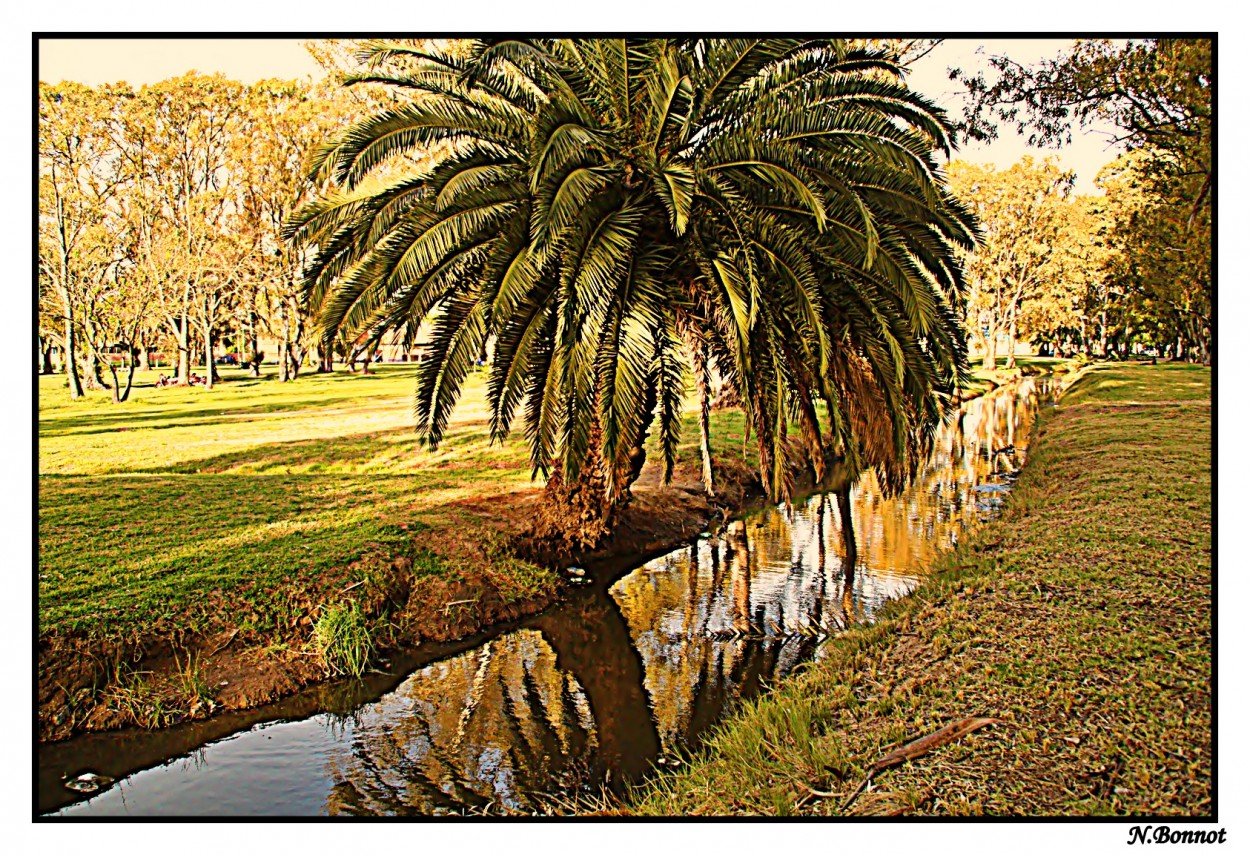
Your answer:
951;38;1212;364
38;70;371;400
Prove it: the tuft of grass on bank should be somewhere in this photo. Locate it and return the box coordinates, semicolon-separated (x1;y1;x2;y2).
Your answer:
628;362;1211;817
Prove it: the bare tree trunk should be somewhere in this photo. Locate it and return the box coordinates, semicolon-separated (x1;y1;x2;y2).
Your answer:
107;362;123;404
287;294;305;380
117;349;138;402
1099;303;1109;359
177;306;190;385
694;344;715;496
82;327;107;391
203;309;214;390
61;307;83;399
137;334;150;372
1004;304;1018;370
249;319;261;377
40;336;54;375
981;326;997;372
279;304;291;383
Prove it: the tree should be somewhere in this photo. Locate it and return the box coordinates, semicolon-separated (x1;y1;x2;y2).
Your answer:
232;77;358;381
289;38;977;548
954;40;1211;186
1097;149;1211;361
948;157;1073;369
952;38;1212;362
38;81;124;399
111;73;245;386
1021;193;1110;357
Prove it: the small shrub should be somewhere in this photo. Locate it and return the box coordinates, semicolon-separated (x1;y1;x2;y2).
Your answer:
310;600;374;678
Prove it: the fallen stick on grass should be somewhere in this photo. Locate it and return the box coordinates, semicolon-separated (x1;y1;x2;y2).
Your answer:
840;716;1006;813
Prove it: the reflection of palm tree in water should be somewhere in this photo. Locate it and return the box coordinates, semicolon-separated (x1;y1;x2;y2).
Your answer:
321;631;599;815
835;483;857;585
728;520;751;634
532;589;661;790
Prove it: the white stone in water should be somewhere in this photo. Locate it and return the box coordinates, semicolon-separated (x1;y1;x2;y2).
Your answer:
65;772;113;793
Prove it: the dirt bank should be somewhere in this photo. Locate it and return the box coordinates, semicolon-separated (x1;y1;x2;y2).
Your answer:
38;453;766;744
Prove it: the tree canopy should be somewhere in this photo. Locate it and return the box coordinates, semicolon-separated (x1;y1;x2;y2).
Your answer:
288;38;978;544
950;38;1212;363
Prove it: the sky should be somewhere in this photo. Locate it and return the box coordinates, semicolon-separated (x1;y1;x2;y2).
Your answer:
37;36;1122;194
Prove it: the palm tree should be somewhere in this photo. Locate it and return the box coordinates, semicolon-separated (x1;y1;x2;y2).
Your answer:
287;38;977;549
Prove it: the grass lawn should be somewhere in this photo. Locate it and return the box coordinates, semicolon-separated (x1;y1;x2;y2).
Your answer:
38;362;763;644
38;364;554;640
628;362;1211;816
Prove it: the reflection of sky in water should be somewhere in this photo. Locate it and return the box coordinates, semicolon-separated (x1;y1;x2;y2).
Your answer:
51;378;1057;817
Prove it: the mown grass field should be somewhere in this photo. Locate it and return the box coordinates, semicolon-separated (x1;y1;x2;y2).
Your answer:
38;365;551;640
629;363;1211;816
38;363;754;643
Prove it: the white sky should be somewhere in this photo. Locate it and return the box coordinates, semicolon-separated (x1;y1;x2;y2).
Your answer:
37;37;1123;194
908;39;1124;194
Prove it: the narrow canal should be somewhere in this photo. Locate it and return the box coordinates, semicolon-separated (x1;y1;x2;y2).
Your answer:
41;376;1060;816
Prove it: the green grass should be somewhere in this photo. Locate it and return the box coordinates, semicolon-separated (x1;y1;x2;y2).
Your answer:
36;352;1094;645
38;365;546;639
38;362;755;642
628;363;1211;816
310;599;375;678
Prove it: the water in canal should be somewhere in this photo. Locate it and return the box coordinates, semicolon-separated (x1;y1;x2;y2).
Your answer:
41;376;1059;816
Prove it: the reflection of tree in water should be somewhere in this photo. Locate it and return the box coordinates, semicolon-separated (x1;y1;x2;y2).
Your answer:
613;379;1055;755
315;378;1060;813
320;630;598;815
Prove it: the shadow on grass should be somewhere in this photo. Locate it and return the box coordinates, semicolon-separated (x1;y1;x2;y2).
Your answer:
38;470;459;635
40;390;409;438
